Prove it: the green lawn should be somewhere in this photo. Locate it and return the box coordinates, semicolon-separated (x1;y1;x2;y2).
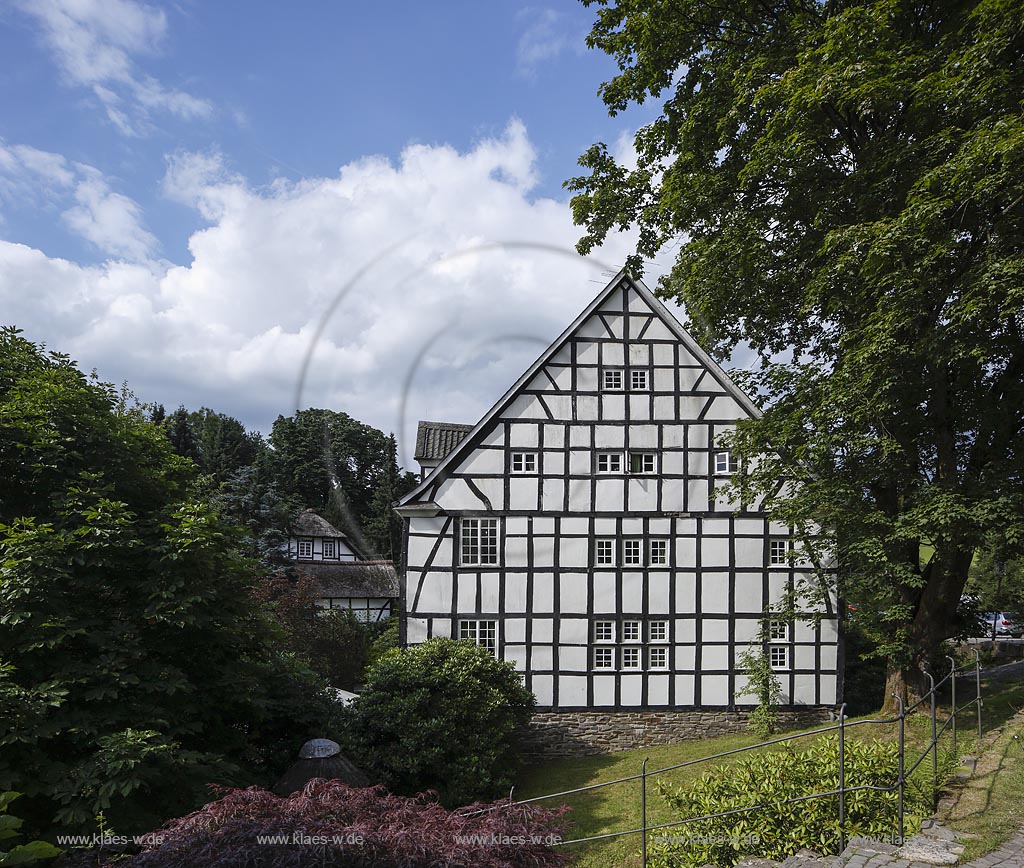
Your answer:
516;666;1021;868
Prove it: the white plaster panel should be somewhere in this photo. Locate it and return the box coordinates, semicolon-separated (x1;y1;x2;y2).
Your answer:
533;516;555;534
628;315;649;339
543;451;566;476
602;315;624;339
434;478;482;510
576;395;599;420
621;517;644;534
629;425;659;448
532;674;553;706
819;674;838;704
629;395;652;420
407;617;428;643
593;676;617;706
569;450;592;475
734;674;758;704
679;396;708;420
688;425;710;449
599;394;624;420
533;574;554;612
431;618;451;638
532;536;555;568
734;617;760;644
819;618;840;643
550;344;572;365
415;572;452;613
703;518;731;536
676;574;697;612
706;395;744;421
701;572;730;612
701;536;730;567
734;573;764;612
407;536;439;570
662;478;684;511
648;574;671;613
653;368;676;392
653;342;675;365
628;343;650;364
627;479;657;510
508;424;539;447
558;617;588;644
595;425;625;448
543;424;566;449
531;644;553;669
603;342;624;365
543;395;574;420
702;618;728;642
654;396;676;419
675;674;695;705
479;574;499;611
550;365;574;390
559;576;588;613
481;426;504;447
560;537;589;569
532;619;553;643
502;394;542;420
676;617;696;642
792;675;816;705
576;318;607;340
574;366;597;392
568;478;591;511
454;445;504;474
562;516;589;534
648;675;670;705
621;676;643;706
702;674;729;705
794;646;817;670
702;645;730;671
661;450;684;475
594;516;618;534
678;368;703;391
768;573;790;606
541;478;564;511
687;451;710;476
594;478;624;507
735;518;765;536
505;536;528;565
456;576;476;612
569;425;590;447
560;646;588;671
649;517;672;535
621;572;643;607
505;577;528;613
735;538;763;568
593;573;617;610
663;424;684;447
409;515;448;535
820;644;838;671
675;645;696;670
504;646;527;672
687;479;709;508
509;478;538;511
504;516;528;536
575;340;600;364
559;676;588;706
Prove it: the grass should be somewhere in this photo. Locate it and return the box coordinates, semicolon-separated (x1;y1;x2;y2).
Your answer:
516;665;1024;868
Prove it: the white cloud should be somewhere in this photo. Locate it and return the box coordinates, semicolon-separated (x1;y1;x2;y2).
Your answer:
0;139;156;260
14;0;212;135
515;8;584;78
0;120;674;466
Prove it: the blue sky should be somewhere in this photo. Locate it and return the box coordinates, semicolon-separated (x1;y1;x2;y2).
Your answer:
0;0;675;464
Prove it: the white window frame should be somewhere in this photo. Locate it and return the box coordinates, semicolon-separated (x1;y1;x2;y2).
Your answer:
594;647;615;669
622;620;642;643
621;646;642;670
714;450;739;475
459;619;498;655
630;369;649;391
296;539;313;559
769;620;789;641
622;539;642;566
602;368;624;391
648;646;669;669
649;539;668;565
596;539;615;566
629;451;656;474
596;452;623;473
769;645;789;670
322;539;336;559
594;620;615;643
511;452;537;474
460;518;499;566
649;620;669;642
769;540;788;566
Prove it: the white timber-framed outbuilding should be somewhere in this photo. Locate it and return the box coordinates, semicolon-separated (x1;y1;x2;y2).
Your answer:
394;272;840;752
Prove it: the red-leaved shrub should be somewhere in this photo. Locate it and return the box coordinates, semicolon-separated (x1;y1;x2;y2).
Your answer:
109;780;570;868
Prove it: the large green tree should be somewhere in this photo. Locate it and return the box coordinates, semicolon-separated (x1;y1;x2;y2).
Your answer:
0;328;340;836
568;0;1024;699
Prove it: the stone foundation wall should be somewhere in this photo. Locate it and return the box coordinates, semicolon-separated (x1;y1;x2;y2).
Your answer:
521;707;835;758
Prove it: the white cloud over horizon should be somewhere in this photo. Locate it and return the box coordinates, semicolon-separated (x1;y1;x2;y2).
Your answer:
0;120;670;467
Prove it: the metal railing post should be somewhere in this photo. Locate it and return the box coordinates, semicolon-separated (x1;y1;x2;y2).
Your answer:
925;670;937;800
641;757;649;868
947;655;957;753
838;702;847;852
894;693;905;844
974;648;983;740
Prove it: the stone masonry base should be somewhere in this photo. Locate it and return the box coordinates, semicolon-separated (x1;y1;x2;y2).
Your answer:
521;707;835;758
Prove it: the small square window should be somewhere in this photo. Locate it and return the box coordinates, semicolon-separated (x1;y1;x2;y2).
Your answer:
769;620;789;641
621;647;642;669
603;369;623;390
649;646;669;669
649;540;668;565
511;452;537;473
594;647;615;669
769;645;789;670
622;620;641;642
596;539;615;566
594;620;615;643
630;369;649;390
770;540;788;565
714;450;739;475
459;620;498;655
597;452;623;473
297;539;313;559
322;539;336;559
623;539;642;565
629;452;656;474
649;620;669;642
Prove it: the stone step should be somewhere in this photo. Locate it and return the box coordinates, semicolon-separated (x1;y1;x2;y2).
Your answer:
780;848;831;868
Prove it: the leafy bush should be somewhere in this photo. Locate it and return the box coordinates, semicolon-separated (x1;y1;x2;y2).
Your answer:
344;638;535;807
651;737;933;868
0;792;60;865
102;780;569;868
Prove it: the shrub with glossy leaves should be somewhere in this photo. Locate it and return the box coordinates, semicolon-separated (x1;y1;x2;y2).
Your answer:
111;780;570;868
344;638;535;807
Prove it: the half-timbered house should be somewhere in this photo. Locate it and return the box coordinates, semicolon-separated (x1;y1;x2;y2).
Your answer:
394;271;840;753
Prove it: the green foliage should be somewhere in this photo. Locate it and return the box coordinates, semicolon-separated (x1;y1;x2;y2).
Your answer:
738;636;782;739
568;0;1024;689
363;434;418;560
345;638;535;808
0;328;341;836
651;737;932;867
0;792;60;866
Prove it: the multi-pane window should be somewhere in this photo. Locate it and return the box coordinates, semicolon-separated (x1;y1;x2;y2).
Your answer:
594;647;615;669
621;647;642;669
649;540;668;565
649;646;669;669
630;369;649;390
459;620;497;654
297;539;313;559
511;452;537;473
629;452;656;474
622;620;641;642
623;539;642;565
769;620;789;641
603;369;623;390
596;539;615;566
594;621;615;643
770;540;788;565
714;450;739;475
322;539;336;559
461;518;499;565
597;452;623;473
769;645;789;670
649;620;669;642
